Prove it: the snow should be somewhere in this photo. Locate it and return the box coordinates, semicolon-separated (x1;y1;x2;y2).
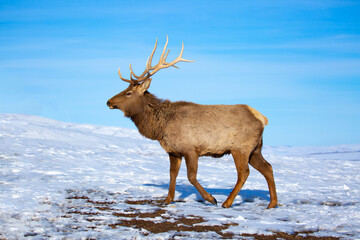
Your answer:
0;113;359;239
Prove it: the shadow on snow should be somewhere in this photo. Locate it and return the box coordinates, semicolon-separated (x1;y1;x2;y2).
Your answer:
144;183;270;205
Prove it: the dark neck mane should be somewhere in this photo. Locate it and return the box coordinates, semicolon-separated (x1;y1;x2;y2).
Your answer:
130;92;173;140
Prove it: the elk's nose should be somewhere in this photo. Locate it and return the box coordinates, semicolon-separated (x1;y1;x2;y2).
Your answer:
107;100;117;109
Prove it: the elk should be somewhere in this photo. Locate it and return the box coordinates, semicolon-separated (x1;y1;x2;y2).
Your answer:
107;37;278;208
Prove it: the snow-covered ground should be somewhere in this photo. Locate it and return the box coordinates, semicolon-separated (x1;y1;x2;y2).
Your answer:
0;113;359;239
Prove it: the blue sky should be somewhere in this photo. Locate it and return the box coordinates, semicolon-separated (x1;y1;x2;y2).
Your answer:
1;0;360;146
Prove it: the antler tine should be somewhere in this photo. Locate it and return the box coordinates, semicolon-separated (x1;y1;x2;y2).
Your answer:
163;48;178;68
129;64;140;79
170;42;195;67
146;55;152;71
118;68;133;84
159;35;169;62
178;42;195;63
149;38;158;63
163;49;170;63
146;38;158;70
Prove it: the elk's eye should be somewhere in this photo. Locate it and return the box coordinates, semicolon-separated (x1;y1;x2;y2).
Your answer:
126;92;132;96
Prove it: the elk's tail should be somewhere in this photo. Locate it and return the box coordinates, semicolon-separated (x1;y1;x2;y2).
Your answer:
247;106;268;127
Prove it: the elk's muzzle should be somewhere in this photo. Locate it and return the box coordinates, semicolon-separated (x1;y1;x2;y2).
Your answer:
107;100;117;109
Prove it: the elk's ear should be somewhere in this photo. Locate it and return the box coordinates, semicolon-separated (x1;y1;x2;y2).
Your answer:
138;78;152;93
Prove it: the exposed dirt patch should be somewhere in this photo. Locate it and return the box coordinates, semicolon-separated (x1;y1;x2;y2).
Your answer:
125;199;164;205
66;195;90;200
110;218;237;238
112;207;166;218
109;198;238;238
242;231;339;240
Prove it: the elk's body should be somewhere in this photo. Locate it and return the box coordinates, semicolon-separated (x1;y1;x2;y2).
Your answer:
107;37;278;208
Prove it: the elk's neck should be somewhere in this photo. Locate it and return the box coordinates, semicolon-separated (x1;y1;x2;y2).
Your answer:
130;93;172;140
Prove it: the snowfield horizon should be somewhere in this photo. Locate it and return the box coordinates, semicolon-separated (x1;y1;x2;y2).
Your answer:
0;113;359;239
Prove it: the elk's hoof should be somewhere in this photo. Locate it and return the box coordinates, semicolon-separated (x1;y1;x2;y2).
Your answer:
163;198;172;205
209;198;217;206
222;202;231;208
267;202;278;209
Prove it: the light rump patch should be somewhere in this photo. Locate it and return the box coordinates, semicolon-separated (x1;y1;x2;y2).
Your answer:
247;105;268;127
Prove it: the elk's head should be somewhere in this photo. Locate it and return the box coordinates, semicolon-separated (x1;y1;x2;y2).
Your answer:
107;36;194;117
106;80;152;117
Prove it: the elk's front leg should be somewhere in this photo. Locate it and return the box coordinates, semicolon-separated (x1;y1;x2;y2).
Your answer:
185;151;217;205
164;154;182;204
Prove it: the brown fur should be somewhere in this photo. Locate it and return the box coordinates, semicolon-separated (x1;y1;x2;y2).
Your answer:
107;79;278;208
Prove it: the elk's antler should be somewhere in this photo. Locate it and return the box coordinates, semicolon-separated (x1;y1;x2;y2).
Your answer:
118;36;194;84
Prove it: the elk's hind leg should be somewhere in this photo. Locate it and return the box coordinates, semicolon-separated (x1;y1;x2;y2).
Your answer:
249;148;278;208
222;149;250;208
185;151;217;205
165;154;182;204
